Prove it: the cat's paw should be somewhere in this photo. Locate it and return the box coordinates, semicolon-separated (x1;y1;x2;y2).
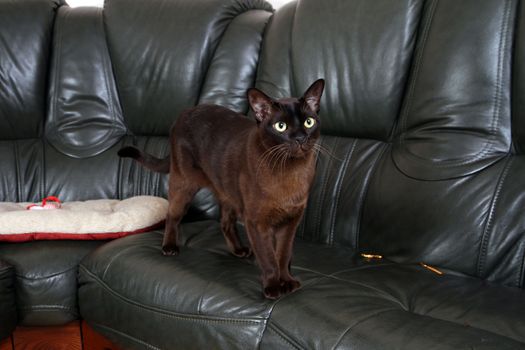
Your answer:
280;278;301;294
232;247;252;258
161;244;179;256
263;284;282;300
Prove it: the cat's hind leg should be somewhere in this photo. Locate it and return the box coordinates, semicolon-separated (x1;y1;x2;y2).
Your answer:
162;176;199;256
219;204;251;258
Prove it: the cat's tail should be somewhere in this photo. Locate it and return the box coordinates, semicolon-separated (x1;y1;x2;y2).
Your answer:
118;146;170;174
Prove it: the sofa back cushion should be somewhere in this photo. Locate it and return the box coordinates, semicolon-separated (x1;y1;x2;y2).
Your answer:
0;0;61;140
256;0;525;288
104;0;272;136
0;0;61;202
257;0;421;141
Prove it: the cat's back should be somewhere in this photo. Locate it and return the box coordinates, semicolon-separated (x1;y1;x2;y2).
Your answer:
173;104;253;138
170;104;255;165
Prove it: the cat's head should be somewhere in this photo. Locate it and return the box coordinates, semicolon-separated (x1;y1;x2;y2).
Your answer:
247;79;325;159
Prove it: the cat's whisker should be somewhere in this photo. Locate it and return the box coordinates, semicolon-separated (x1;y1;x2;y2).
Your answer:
277;147;289;175
260;144;281;163
312;143;342;162
273;145;289;175
270;146;286;174
256;144;283;179
266;146;281;170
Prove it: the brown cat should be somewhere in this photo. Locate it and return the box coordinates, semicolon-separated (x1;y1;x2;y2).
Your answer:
118;79;325;299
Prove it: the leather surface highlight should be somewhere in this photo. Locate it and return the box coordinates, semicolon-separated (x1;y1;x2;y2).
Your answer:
199;10;272;114
103;0;272;135
0;0;61;140
513;0;525;154
393;0;515;180
256;0;423;140
47;6;126;158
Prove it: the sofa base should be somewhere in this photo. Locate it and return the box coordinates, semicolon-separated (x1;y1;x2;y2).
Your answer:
1;321;121;350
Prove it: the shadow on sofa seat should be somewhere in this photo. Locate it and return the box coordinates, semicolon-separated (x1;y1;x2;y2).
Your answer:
78;221;525;350
0;260;16;340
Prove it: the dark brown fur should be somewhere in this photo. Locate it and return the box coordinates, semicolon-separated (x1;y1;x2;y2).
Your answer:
119;79;325;299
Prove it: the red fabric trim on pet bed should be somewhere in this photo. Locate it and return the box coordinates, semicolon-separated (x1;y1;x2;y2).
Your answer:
0;221;164;242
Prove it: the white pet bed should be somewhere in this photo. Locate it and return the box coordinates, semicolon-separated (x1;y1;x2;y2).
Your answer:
0;196;168;242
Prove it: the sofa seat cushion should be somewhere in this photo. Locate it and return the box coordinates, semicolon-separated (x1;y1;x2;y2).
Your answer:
0;259;16;340
78;221;525;350
0;240;105;326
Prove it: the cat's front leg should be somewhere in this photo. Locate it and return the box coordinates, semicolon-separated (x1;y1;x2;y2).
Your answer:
245;221;281;299
275;214;303;295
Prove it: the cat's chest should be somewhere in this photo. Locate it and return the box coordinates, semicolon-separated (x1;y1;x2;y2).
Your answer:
263;167;313;205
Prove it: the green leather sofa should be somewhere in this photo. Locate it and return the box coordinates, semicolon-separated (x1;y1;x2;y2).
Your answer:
1;0;525;348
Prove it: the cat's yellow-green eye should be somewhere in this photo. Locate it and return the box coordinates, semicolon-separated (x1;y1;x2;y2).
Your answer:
304;117;316;128
273;121;287;132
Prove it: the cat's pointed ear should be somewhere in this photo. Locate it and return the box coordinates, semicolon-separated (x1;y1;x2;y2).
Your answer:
303;79;325;113
247;88;273;122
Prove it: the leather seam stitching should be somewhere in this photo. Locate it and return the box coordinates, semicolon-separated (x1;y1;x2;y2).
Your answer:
399;0;438;141
331;308;399;350
289;0;300;96
15;265;77;280
314;137;338;241
14;141;21;202
97;7;119;144
414;307;525;344
49;7;64;148
40;138;45;199
328;138;357;245
80;265;263;324
477;0;512;160
117;138;124;199
518;240;525;287
268;322;303;349
290;263;407;310
477;156;514;277
101;245;137;280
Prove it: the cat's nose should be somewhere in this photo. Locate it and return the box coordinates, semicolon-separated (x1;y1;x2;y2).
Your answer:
295;135;308;144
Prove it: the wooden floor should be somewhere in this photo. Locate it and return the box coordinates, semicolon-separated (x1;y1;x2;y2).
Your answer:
1;321;122;350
